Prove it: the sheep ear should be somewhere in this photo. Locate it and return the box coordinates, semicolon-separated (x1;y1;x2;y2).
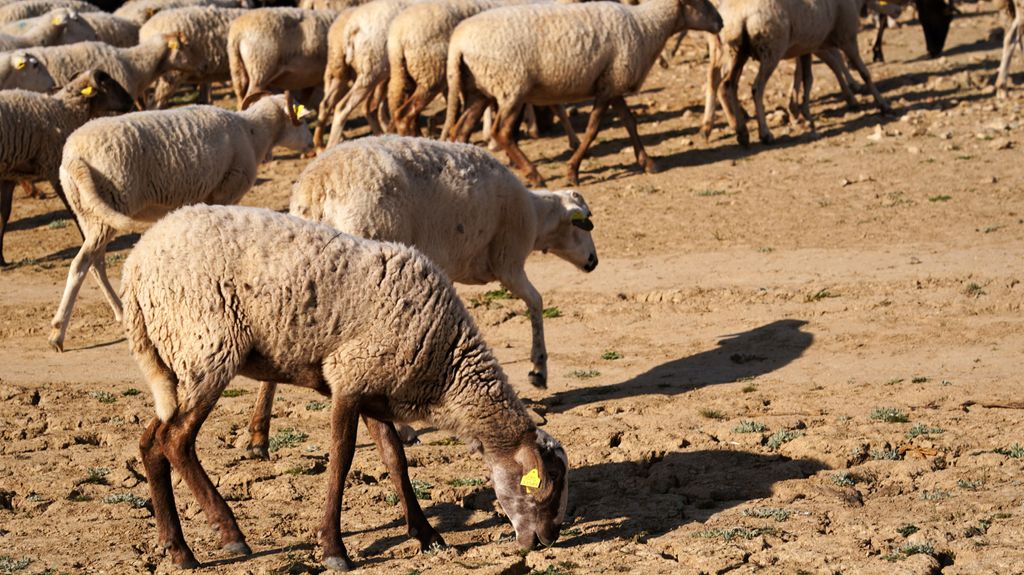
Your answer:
513;436;551;499
178;32;189;46
569;210;593;231
11;54;27;70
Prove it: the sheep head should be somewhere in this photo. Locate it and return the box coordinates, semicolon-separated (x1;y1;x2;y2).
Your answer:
679;0;723;34
484;429;569;550
63;69;134;116
2;52;55;92
537;189;598;273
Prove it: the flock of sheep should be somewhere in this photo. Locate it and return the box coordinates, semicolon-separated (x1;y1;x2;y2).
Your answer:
0;0;1017;569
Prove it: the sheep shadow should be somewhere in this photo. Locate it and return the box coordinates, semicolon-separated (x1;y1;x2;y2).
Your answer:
42;232;140;262
543;319;813;415
559;450;827;546
6;207;75;233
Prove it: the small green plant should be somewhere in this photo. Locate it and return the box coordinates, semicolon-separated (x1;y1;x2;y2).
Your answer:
696;189;726;197
104;253;125;266
268;428;307;452
47;219;69;230
447;477;486;487
542;307;562;318
427;436;463;446
757;247;775;254
305;400;328;411
884;378;904;386
81;467;110;485
694;527;776;541
699;408;725;420
384;492;400;506
741;383;758;393
411;479;432;500
870;447;903;460
569;369;600;379
733;421;768;433
896;524;919;537
560;527;582;537
601;350;622;360
103;492;148;509
957;479;983;491
911;376;928;384
766;430;799;451
870;407;909;423
221;388;248;398
804;289;838;302
994;444;1024;458
0;556;31;573
905;424;944;440
743;507;792;522
121;387;141;396
922;490;952;501
964;283;985;297
477;288;511;304
928;195;952;202
89;390;116;404
831;472;856;487
529;565;572;575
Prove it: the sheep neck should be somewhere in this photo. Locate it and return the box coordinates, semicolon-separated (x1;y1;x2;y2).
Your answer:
529;190;562;253
120;38;170;94
238;101;286;163
629;0;684;67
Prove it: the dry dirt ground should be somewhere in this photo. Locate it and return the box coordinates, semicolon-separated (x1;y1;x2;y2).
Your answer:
2;6;1024;575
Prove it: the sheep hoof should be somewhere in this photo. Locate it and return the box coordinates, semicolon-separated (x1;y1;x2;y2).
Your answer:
528;371;547;389
760;132;775;145
736;132;750;148
643;157;659;175
997;88;1009;100
223;541;252;556
419;532;447;553
699;125;712;142
243;444;270;460
174;558;200;570
323;555;355;571
47;331;64;353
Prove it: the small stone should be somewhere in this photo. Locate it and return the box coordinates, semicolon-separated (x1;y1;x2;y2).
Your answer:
989;138;1012;150
907;146;921;154
867;125;884;141
840;177;851;187
939;131;953;140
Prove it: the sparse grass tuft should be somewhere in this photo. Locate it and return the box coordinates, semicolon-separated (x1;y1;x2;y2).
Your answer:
268;428;307;452
957;479;983;491
411;479;432;500
733;421;768;433
766;430;800;451
384;492;400;506
696;189;726;197
804;288;838;302
964;282;985;297
305;400;328;411
103;492;148;509
870;447;903;460
427;436;463;446
905;424;944;440
870;407;909;423
221;388;248;398
896;524;919;537
0;556;31;573
699;408;725;420
569;369;600;379
831;472;856;487
741;383;758;393
922;490;952;501
884;378;904;386
121;388;141;396
89;390;116;404
601;350;622;360
928;195;952;202
471;288;512;307
47;219;69;230
542;307;562;318
743;507;792;522
447;478;486;487
81;467;110;485
694;527;776;541
911;376;928;384
994;444;1024;458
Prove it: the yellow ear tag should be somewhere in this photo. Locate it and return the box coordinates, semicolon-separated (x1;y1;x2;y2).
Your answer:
167;39;179;50
80;85;94;97
570;212;585;221
51;16;62;25
13;57;26;70
294;104;306;117
520;468;541;492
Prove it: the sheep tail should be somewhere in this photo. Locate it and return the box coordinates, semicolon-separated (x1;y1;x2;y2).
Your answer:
441;45;464;141
228;31;248;110
60;158;135;232
121;281;179;422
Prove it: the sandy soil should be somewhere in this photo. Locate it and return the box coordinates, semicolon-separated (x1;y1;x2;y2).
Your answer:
2;6;1024;575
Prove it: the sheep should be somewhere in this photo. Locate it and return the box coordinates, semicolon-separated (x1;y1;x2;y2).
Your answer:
78;12;141;47
0;0;98;25
996;0;1023;98
138;6;248;107
6;34;192;106
0;69;132;266
245;135;597;456
114;0;249;26
712;0;892;147
47;92;313;352
0;51;55;90
299;0;370;8
868;0;953;63
227;7;337;109
443;0;723;186
0;8;96;50
122;203;570;570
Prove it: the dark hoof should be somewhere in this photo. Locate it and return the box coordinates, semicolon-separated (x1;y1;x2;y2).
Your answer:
736;130;749;148
223;541;252;556
528;371;547;389
643;157;659;175
176;559;200;570
760;132;775;145
419;532;447;553
243;444;269;460
323;555;355;571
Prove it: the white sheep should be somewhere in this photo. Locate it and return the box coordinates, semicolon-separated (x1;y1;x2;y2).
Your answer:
122;203;569;570
138;5;248;107
299;0;370;8
0;51;54;90
997;0;1023;99
47;93;314;352
712;0;891;146
77;12;141;46
227;7;337;110
0;0;97;25
443;0;723;186
0;69;133;265
0;8;95;50
6;34;192;106
113;0;248;26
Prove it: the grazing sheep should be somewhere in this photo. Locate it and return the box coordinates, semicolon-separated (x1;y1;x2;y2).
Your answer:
123;203;569;570
0;8;96;50
47;93;313;352
0;69;133;266
443;0;723;185
0;51;55;90
139;6;248;107
713;0;891;147
227;7;337;109
0;0;97;25
246;135;597;456
78;12;141;47
317;0;413;148
114;0;249;26
6;34;193;105
868;0;952;63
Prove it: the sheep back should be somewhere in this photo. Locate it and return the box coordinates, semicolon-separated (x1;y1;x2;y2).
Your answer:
140;6;248;81
0;89;81;181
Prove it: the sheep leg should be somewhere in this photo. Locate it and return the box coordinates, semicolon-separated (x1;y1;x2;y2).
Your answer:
89;252;123;322
316;73;350;150
839;40;892;113
493;102;544;187
720;44;751;146
789;56;805;125
326;77;377;148
0;181;12;266
365;81;387;135
816;49;860;110
140;418;199;569
393;84;436;136
751;52;782;144
611;97;657;175
524;105;540;138
502;272;547;388
799;54;816;132
452;93;489;143
319;394;360;571
996;11;1024;98
872;14;887;63
565;99;610;186
552;105;580;149
245;381;277;460
163;390;251;557
48;226;115;352
362;416;445;551
701;35;723;141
